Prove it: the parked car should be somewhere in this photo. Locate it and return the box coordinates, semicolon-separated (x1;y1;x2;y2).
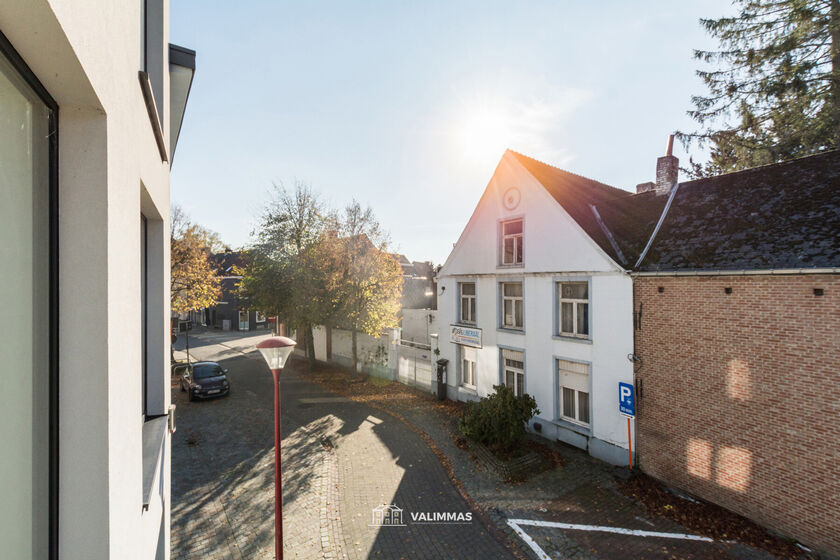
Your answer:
177;361;231;401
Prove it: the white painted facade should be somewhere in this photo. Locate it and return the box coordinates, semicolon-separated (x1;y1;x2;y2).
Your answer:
0;1;192;558
400;308;439;345
437;150;636;466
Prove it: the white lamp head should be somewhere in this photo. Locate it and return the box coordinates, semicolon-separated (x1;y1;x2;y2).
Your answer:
256;336;297;371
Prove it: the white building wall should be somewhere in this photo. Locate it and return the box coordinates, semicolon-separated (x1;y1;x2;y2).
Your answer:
313;325;329;361
400;309;439;345
0;0;176;557
437;151;636;466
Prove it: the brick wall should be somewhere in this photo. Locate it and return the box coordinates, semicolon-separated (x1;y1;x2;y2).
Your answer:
634;275;840;557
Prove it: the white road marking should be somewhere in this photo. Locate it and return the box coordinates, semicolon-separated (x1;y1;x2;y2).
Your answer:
506;518;715;560
506;520;552;560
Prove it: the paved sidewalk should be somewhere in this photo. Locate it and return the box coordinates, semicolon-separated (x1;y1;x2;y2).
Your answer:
170;331;513;559
308;365;810;560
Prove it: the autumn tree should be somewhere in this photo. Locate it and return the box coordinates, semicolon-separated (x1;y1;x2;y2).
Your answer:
170;205;222;315
243;186;403;374
329;201;403;374
680;0;840;176
241;182;335;366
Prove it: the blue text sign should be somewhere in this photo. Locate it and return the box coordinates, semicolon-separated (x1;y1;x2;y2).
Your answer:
619;382;635;417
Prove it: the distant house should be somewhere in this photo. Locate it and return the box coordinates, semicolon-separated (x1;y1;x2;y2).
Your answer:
632;150;840;557
395;255;437;310
208;250;268;331
394;255;438;345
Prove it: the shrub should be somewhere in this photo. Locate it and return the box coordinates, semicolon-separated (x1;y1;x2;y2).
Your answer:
459;384;540;455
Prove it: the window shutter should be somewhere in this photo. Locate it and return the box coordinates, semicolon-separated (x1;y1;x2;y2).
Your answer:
558;359;588;392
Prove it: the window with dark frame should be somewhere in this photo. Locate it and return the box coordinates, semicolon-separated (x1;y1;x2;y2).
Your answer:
501;218;523;265
0;29;59;558
558;282;589;338
459;282;476;324
558;359;590;425
502;348;525;397
501;281;523;329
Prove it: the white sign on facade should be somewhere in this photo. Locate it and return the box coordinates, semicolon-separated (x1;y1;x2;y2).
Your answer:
450;325;482;348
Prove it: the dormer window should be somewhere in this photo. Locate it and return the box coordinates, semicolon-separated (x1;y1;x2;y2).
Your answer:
501;218;523;265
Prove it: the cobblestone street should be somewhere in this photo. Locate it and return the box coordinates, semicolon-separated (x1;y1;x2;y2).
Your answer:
171;330;805;559
170;331;512;559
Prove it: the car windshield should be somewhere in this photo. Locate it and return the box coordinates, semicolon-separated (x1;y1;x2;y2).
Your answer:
192;364;223;379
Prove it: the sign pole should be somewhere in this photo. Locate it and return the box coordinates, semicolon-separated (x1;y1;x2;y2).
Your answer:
627;417;633;470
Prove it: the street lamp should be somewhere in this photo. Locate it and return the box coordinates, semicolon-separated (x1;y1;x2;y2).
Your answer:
256;336;297;560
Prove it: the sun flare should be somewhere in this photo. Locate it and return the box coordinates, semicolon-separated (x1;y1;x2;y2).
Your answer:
456;105;514;166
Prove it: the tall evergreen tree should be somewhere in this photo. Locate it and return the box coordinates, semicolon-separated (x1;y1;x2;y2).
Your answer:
680;0;840;176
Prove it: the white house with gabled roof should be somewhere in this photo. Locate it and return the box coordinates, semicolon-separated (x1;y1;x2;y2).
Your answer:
437;148;672;465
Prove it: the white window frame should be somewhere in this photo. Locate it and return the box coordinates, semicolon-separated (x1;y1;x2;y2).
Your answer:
501;282;523;330
557;281;590;339
256;311;266;323
557;359;590;426
459;282;476;325
502;348;525;397
461;346;477;389
500;218;523;265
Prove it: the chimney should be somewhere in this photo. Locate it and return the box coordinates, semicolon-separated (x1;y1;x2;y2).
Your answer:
636;181;655;194
655;135;678;195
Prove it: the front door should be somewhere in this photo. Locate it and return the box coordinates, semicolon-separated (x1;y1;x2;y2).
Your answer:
239;310;249;331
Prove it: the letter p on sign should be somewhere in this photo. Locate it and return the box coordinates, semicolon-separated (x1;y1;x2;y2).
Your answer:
618;382;635;417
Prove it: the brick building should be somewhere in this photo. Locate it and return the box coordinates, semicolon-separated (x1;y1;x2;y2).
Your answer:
208;250;268;331
632;150;840;557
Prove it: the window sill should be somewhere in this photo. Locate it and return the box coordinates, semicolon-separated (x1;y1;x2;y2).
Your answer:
552;417;592;437
552;335;592;345
497;327;525;335
454;321;478;328
141;415;169;510
460;385;477;393
497;263;524;269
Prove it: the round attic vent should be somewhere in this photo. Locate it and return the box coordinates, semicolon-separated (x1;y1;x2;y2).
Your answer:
503;187;521;210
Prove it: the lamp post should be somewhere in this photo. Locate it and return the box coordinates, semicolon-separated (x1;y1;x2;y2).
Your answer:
256;336;297;560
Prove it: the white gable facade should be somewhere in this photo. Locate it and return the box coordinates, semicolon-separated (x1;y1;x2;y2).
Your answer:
437;150;635;466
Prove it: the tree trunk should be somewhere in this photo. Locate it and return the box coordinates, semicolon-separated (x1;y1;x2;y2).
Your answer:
325;325;332;361
306;324;316;369
831;0;840;145
351;330;358;376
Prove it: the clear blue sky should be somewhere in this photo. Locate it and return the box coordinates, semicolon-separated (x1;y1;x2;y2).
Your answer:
170;1;734;265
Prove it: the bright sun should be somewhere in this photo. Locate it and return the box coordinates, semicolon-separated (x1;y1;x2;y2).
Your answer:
456;105;514;166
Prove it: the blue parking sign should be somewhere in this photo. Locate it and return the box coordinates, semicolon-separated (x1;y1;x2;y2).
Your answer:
619;382;635;417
